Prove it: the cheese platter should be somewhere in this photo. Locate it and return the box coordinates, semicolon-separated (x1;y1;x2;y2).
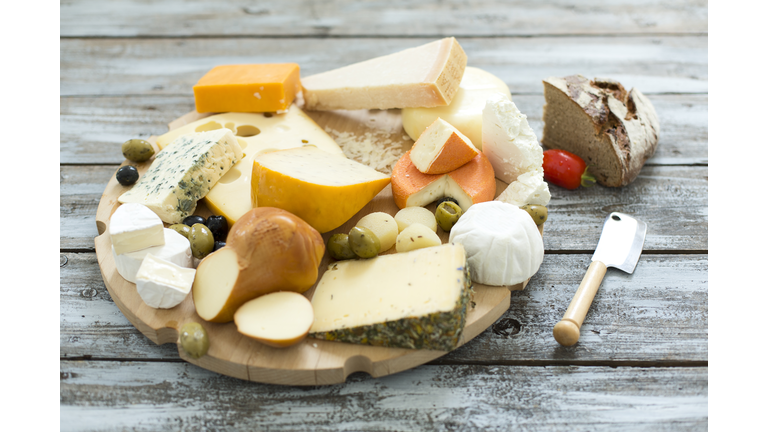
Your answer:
95;107;540;385
94;37;556;385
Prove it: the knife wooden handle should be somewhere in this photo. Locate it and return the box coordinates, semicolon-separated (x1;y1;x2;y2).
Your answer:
553;260;607;346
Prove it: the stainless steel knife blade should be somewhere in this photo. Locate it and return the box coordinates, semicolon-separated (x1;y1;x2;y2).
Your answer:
591;212;647;274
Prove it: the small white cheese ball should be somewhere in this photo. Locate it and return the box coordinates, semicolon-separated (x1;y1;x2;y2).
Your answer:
449;201;543;286
394;206;437;233
356;212;398;252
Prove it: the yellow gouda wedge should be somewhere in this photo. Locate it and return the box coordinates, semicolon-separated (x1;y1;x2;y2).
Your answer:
252;147;391;233
193;64;300;113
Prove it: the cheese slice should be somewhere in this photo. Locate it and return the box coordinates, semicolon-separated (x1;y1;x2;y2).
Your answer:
402;67;512;150
301;37;467;110
109;203;165;255
309;244;471;351
112;228;193;283
449;201;543;286
193;63;300;113
252;147;390;233
391;151;495;211
156;107;343;226
135;254;196;309
482;95;543;183
495;169;551;207
410;118;479;174
119;129;242;224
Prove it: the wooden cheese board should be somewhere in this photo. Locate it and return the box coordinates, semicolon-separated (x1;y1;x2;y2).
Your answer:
94;107;539;385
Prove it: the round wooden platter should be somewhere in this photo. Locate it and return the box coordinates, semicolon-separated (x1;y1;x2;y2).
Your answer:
94;108;539;386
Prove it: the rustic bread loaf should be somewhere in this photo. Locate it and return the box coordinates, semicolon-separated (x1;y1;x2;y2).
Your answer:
541;75;660;187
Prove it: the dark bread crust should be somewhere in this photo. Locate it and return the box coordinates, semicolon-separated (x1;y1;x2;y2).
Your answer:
541;75;659;187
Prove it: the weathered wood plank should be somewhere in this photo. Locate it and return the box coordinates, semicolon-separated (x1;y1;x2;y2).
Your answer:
61;252;707;363
59;165;708;251
60;94;707;165
61;0;708;38
60;361;707;431
60;36;708;96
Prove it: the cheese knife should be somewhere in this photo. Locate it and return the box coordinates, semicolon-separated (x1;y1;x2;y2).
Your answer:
553;212;647;346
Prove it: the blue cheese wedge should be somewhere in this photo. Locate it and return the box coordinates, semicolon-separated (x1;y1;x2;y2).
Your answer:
309;244;472;351
135;254;196;309
109;203;165;255
118;129;242;224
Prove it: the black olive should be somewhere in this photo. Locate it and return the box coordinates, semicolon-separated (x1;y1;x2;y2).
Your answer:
183;215;206;227
205;215;229;241
434;196;459;207
213;241;226;252
116;165;139;186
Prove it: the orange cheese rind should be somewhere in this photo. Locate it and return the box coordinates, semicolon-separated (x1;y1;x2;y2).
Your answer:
391;151;495;211
410;118;480;175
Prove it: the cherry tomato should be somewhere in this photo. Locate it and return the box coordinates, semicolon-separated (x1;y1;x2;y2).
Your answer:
542;149;596;190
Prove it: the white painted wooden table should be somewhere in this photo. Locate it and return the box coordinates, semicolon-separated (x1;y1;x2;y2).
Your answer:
60;1;708;429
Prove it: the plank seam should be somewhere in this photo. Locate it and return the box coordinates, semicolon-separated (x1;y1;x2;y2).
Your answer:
60;33;709;40
59;92;710;98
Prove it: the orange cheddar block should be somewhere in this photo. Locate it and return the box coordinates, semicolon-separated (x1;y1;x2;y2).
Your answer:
410;118;479;174
391;151;495;212
193;64;301;113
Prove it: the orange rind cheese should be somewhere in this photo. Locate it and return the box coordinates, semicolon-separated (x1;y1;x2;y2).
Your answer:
193;64;301;113
391;151;495;211
410;118;479;174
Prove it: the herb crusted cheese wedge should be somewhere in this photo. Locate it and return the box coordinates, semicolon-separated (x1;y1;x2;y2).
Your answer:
119;129;242;224
309;244;473;351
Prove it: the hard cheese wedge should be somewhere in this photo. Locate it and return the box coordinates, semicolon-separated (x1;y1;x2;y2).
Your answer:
119;129;242;224
310;244;472;351
301;37;467;110
156;106;343;226
402;66;512;150
252;147;390;233
391;151;495;211
193;63;300;113
410;118;479;175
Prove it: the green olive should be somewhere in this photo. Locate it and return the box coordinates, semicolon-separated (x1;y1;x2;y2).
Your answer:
348;226;381;259
179;322;209;359
327;233;356;260
189;223;214;259
121;139;155;163
520;205;548;225
436;201;463;232
169;223;191;240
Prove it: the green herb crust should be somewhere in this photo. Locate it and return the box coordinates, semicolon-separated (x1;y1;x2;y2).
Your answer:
309;263;474;351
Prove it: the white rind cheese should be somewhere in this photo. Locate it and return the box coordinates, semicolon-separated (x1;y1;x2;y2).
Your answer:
449;201;543;286
135;254;196;309
119;129;243;224
112;229;193;283
495;169;551;207
109;203;165;255
482;95;543;184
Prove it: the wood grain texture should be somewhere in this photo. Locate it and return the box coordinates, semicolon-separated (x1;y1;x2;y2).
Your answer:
60;94;708;165
61;0;708;38
61;164;708;251
60;361;707;431
61;253;707;363
60;36;708;97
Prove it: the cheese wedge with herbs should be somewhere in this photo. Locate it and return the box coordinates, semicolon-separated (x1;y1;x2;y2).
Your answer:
193;63;300;113
119;129;242;224
251;146;390;233
156;107;343;226
309;244;472;351
301;37;467;110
